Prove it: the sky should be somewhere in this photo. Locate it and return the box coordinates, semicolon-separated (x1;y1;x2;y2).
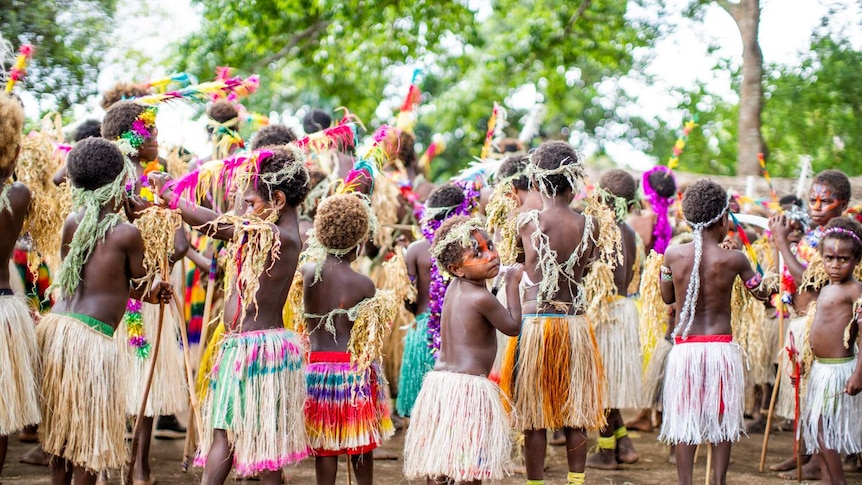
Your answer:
53;0;862;170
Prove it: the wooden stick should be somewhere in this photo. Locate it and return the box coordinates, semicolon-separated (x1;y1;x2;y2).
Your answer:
704;444;712;485
346;454;352;485
693;444;700;464
759;250;785;473
182;254;217;471
174;291;202;470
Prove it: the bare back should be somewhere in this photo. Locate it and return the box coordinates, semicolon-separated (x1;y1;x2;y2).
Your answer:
302;256;375;352
614;222;637;295
405;239;432;314
0;183;30;289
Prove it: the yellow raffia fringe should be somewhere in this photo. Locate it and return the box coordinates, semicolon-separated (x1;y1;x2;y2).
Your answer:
164;145;191;179
584;191;623;269
16;130;71;276
627;233;645;296
485;181;520;265
204;213;281;324
752;237;776;273
731;276;766;382
638;250;666;357
371;173;400;250
801;302;817;377
133;207;182;285
283;269;305;333
585;261;617;326
348;289;397;372
800;252;829;292
382;246;416;304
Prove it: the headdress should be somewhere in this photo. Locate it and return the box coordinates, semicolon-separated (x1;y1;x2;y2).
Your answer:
642;165;676;254
822;226;862;247
395;69;421;134
525;154;586;197
116;106;158;157
673;193;731;339
4;43;33;93
479;102;506;160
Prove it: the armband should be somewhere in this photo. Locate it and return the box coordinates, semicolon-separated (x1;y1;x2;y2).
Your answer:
660;265;673;282
744;273;763;290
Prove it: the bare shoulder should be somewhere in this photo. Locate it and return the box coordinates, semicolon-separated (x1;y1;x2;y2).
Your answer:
300;261;317;283
354;272;376;300
406;238;430;258
111;221;143;249
8;181;31;208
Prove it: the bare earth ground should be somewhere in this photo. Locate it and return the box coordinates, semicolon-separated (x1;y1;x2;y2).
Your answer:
3;414;857;485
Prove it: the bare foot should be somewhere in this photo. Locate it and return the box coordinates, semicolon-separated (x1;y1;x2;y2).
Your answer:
746;415;768;434
616;436;639;465
625;410;654;433
19;445;50;466
769;454;809;472
844;453;861;472
586;449;619;470
777;459;821;481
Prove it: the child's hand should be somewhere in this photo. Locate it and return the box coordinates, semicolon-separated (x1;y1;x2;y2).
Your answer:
148;172;172;194
142;280;173;305
124;195;150;221
504;263;524;285
846;372;862;396
768;215;790;244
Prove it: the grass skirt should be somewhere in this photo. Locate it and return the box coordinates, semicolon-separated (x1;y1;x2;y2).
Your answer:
38;313;127;472
115;301;188;416
659;335;746;445
500;314;606;431
403;371;513;482
305;352;394;456
776;315;807;420
594;297;642;409
641;337;673;410
195;328;309;476
396;311;435;417
802;357;862;454
0;294;40;434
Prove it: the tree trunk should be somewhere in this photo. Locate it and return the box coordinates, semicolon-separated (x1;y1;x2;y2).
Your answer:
720;0;764;176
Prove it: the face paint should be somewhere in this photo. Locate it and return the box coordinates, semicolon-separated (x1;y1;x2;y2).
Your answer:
461;231;498;267
810;185;840;212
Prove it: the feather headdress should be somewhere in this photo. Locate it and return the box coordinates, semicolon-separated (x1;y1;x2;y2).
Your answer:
395;69;421;134
4;43;33;93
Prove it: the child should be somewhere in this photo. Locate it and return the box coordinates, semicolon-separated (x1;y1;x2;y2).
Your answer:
659;179;771;485
397;183;471;418
768;169;851;479
302;193;396;485
39;137;171;484
499;140;607;485
0;93;40;477
496;154;541;212
102;100;190;483
586;169;642;470
403;215;523;483
802;217;862;485
151;146;311;485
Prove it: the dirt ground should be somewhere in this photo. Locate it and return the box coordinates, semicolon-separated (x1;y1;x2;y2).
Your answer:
2;413;855;485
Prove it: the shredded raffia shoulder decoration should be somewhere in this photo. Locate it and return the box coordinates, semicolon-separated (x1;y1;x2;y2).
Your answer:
518;209;596;311
673;195;731;339
132;206;182;287
638;250;666;357
585;260;617;325
48;156;137;297
584;190;624;269
285;269;305;334
800;252;828;292
202;213;280;328
383;246;416;305
348;289;397;372
524;155;586;198
583;191;624;323
731;274;765;376
485;181;520;265
429;217;486;274
17;129;72;276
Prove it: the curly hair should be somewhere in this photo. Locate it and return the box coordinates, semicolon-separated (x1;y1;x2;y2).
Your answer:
646;169;677;198
531;140;581;194
101;82;151;110
73;119;102;142
66;138;125;191
314;194;369;250
431;215;472;271
681;179;728;227
822;217;862;260
206;100;239;124
397;130;417;168
426;183;465;220
101;101;145;140
813;169;851;202
302;108;332;134
256;146;310;207
0;93;24;170
600;168;637;202
498;154;530;191
250;124;298;150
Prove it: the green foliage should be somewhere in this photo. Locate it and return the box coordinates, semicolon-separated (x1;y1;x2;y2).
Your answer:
175;0;664;180
1;0;117;113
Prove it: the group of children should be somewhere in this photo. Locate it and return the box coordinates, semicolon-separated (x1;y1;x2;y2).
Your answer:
1;74;862;485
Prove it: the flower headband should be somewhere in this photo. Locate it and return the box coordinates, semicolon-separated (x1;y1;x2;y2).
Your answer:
117;106;158;156
822;227;862;247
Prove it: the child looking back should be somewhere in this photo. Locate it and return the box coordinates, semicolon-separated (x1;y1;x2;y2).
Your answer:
659;179;771;485
404;215;523;484
302;193;395;485
802;217;862;485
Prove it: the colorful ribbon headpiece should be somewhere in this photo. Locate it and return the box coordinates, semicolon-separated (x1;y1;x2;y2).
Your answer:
5;43;33;93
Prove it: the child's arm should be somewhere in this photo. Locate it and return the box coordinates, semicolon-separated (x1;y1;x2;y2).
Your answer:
480;264;524;336
846;291;862;395
660;248;676;305
734;251;772;301
149;172;235;241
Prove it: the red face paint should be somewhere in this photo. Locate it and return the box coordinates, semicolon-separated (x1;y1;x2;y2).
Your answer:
461;231;498;267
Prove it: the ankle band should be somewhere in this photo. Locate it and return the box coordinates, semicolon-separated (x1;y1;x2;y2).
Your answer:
614;426;628;439
567;471;585;484
597;436;616;450
526;480;544;485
